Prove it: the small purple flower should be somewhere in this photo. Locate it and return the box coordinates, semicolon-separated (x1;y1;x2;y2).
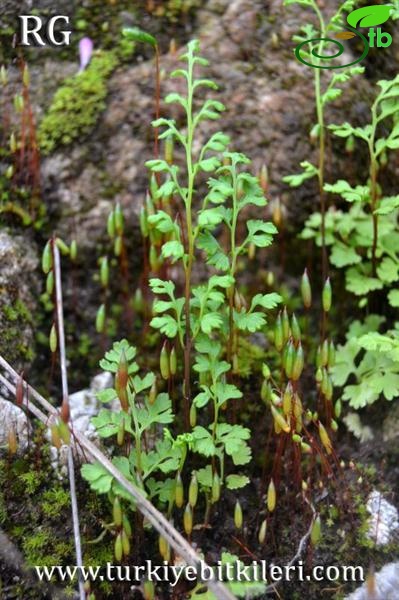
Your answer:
78;37;94;72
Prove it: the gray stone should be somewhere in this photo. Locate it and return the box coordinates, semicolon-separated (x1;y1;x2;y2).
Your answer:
366;490;399;546
346;562;399;600
383;402;399;443
0;395;31;453
0;231;38;368
49;370;113;473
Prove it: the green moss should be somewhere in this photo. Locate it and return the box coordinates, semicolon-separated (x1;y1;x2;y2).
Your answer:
18;471;43;495
38;44;134;154
0;494;6;524
41;488;71;519
22;529;53;565
155;0;201;22
3;299;32;324
0;298;35;362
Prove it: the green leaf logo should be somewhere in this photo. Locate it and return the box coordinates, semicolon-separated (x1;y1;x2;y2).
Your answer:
347;5;391;28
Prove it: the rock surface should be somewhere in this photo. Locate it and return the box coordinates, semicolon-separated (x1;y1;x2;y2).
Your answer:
346;562;399;600
0;231;39;368
365;490;399;546
0;394;31;453
49;371;113;474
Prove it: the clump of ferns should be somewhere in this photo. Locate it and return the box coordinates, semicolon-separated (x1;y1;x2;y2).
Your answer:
80;38;345;566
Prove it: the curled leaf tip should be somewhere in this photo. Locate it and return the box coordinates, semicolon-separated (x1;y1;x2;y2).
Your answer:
122;27;157;48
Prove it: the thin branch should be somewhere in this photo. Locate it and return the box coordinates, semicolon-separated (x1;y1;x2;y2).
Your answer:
263;496;317;595
52;239;85;600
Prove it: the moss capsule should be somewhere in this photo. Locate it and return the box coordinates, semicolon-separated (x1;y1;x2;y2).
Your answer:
284;340;295;379
283;382;293;416
319;422;332;455
183;503;193;535
46;271;54;296
143;580;155;600
114;533;123;562
113;497;123;527
258;519;267;544
42;241;53;274
165;135;174;165
322;277;332;312
140;207;149;238
211;471;221;503
189;473;198;508
267;479;276;512
271;405;290;433
114;203;124;234
49;323;57;353
311;516;321;545
114;235;123;257
301;268;312;308
148;380;157;405
122;514;132;538
328;340;336;368
117;420;125;446
175;472;184;508
169;346;177;376
158;535;169;561
334;399;342;419
189;403;197;427
274;312;283;352
100;257;109;288
55;237;70;255
321;339;329;367
50;424;62;449
107;210;116;238
58;420;70;445
282;307;290;343
160;343;170;380
70;240;77;261
261;380;271;403
8;429;17;455
121;529;130;556
291;313;301;343
96;304;106;333
234;500;243;529
292;343;304;381
15;374;24;407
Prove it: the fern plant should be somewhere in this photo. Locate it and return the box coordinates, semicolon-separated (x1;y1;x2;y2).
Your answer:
142;40;282;504
332;316;399;408
81;339;185;558
145;41;281;419
75;39;283;562
301;75;399;411
283;0;363;279
302;74;399;303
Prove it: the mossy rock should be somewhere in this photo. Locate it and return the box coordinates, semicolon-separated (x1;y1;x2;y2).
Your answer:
0;231;38;367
